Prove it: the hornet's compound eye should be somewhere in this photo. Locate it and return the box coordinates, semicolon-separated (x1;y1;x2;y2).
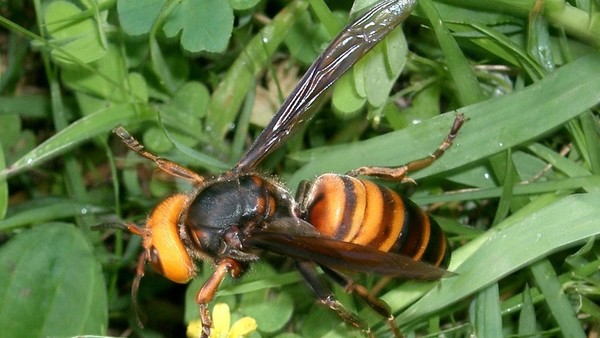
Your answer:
148;246;164;276
145;194;196;283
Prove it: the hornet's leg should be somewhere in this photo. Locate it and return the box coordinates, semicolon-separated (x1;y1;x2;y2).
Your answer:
321;266;403;338
113;126;205;185
348;114;466;182
296;261;375;338
195;259;245;338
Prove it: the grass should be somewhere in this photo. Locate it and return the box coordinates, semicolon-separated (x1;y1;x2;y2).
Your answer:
1;0;599;337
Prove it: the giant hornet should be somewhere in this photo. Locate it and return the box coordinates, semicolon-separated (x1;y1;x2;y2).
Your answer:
108;0;465;337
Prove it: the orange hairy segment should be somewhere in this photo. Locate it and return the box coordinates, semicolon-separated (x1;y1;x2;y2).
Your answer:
146;194;196;283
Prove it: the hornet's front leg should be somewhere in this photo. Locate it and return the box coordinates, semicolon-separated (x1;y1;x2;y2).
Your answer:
195;258;245;338
113;126;205;185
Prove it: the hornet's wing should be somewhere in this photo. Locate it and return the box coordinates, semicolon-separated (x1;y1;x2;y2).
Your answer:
232;0;417;173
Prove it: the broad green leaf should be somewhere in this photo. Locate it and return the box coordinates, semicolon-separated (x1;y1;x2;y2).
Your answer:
241;289;294;333
185;265;235;323
207;1;309;138
141;126;173;154
216;271;302;297
185;263;297;329
117;0;164;36
160;81;210;127
163;0;234;53
44;1;107;64
149;38;191;95
72;72;147;117
229;0;260;11
332;25;408;119
0;224;107;336
284;11;332;66
331;71;366;117
364;28;407;107
332;0;410;120
62;47;148;105
273;334;304;338
145;81;210;155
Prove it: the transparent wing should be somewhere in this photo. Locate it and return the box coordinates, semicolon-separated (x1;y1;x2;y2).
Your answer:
233;0;417;173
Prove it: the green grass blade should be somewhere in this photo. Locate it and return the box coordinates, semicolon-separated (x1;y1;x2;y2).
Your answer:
0;95;51;118
518;284;537;335
580;111;600;174
472;283;503;337
0;198;110;232
0;104;154;180
308;0;342;36
530;259;587;338
527;143;591;178
289;53;600;188
395;192;600;325
437;0;600;44
419;0;485;105
0;144;6;220
414;176;600;204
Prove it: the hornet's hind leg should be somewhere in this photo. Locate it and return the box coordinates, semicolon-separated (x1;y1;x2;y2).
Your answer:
295;261;377;338
320;266;403;338
348;114;466;182
296;261;406;338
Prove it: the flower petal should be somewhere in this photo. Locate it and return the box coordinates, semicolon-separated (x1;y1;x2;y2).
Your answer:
212;303;231;338
228;317;258;338
186;319;203;338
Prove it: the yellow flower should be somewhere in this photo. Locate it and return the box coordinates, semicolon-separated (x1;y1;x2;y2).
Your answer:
187;303;257;338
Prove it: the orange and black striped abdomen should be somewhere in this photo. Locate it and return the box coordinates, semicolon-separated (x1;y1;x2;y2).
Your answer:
392;197;450;268
303;174;450;268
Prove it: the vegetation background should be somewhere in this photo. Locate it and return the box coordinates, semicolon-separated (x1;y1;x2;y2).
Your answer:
0;0;599;337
